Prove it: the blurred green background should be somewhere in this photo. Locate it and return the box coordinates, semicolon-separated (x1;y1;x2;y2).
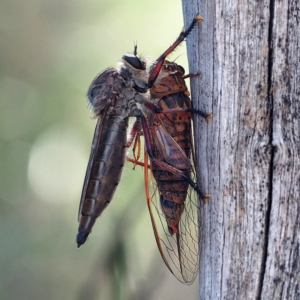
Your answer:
0;0;198;299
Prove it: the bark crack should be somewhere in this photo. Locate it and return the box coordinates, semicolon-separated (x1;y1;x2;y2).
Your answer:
256;0;275;298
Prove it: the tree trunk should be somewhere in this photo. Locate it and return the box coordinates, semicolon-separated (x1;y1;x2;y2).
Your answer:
182;0;300;299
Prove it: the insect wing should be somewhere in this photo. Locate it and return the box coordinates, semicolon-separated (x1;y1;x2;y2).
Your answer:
144;117;200;284
78;68;117;220
78;113;107;220
78;68;124;220
152;114;192;170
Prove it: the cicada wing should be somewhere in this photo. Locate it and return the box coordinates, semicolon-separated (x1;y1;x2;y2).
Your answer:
151;114;192;171
144;147;200;284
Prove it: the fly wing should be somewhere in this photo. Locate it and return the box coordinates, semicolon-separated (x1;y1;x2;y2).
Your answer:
78;68;117;220
143;114;200;284
78;115;106;220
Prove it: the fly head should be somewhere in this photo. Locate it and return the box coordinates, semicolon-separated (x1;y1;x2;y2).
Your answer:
121;53;148;93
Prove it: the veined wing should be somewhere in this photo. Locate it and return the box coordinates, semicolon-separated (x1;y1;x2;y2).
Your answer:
143;114;200;284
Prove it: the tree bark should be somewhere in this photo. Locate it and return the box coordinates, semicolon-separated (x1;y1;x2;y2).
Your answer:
182;0;300;299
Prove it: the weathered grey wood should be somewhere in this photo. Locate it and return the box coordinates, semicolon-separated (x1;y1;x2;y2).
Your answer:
182;0;300;299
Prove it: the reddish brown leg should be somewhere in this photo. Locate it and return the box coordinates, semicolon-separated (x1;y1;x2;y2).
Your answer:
182;73;199;79
126;119;150;169
127;157;150;169
126;120;140;148
143;101;213;123
148;15;203;87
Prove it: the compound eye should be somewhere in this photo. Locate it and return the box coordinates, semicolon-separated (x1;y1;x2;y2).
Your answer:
178;65;185;75
122;54;145;70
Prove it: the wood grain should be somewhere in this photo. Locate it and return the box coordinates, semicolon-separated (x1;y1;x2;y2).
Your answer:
182;0;300;298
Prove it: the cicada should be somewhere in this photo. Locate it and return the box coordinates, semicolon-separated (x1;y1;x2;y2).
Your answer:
77;15;207;284
127;60;211;284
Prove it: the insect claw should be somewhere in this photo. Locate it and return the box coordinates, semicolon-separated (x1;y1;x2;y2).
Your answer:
203;194;210;203
196;15;204;23
205;113;213;123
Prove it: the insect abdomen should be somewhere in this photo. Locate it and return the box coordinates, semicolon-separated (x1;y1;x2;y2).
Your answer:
77;116;128;246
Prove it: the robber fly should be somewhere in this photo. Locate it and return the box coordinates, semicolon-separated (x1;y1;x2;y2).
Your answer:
76;52;148;246
77;15;206;284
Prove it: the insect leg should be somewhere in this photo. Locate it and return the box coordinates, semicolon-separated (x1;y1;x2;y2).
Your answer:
159;108;212;123
148;15;204;87
126;118;152;168
143;101;213;123
182;73;199;79
126;119;141;148
126;119;142;168
189;109;213;123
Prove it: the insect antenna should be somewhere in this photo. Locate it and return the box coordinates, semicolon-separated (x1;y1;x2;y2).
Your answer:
133;41;138;56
